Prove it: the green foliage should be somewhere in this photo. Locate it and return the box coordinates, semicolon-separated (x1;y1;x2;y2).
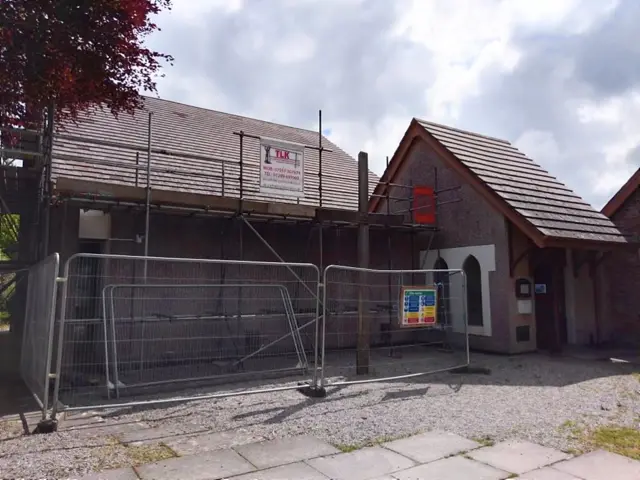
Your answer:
0;214;19;329
0;214;19;259
0;0;173;131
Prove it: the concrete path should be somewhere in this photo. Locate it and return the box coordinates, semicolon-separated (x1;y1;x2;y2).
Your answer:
78;431;640;480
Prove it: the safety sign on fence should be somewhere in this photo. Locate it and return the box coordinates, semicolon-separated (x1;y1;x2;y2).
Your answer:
399;286;438;327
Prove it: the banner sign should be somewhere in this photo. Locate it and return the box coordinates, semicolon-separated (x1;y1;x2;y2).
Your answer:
259;138;305;197
399;286;438;327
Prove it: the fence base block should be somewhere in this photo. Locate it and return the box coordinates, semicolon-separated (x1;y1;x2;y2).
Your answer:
297;385;327;398
33;419;58;434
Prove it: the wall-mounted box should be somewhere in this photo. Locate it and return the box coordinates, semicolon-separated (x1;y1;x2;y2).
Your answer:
79;209;111;240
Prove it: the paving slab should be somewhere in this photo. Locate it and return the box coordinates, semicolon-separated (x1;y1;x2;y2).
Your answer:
135;448;255;480
226;461;329;479
383;430;480;463
78;467;139;480
58;412;106;430
234;435;339;469
393;455;510;480
306;446;415;480
517;466;582;480
165;429;266;456
118;424;197;445
468;440;571;474
553;449;640;480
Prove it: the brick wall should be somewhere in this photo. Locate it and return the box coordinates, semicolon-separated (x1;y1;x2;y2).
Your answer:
377;139;515;352
603;186;640;345
43;205;418;384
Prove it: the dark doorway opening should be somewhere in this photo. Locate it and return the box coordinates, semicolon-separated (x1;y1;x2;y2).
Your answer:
73;240;105;376
76;240;103;320
533;249;567;352
462;255;484;327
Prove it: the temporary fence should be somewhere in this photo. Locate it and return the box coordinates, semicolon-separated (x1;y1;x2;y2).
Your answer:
51;254;320;415
319;265;469;387
29;253;472;419
20;253;60;420
102;283;308;398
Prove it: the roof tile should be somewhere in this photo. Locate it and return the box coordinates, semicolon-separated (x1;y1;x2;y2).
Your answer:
51;97;378;211
417;119;628;245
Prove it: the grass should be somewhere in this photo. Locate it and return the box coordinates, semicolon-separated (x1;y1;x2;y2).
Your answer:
334;433;413;453
558;419;588;455
93;436;177;471
559;420;577;429
337;433;498;455
126;443;176;466
558;420;583;440
588;426;640;460
631;372;640;383
335;443;361;453
563;447;584;456
471;435;495;447
559;419;640;460
93;437;125;472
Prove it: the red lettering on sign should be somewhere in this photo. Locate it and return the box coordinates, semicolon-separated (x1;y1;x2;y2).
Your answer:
276;150;290;160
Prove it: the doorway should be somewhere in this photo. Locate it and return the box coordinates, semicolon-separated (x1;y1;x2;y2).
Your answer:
533;249;567;352
76;240;104;319
73;240;106;376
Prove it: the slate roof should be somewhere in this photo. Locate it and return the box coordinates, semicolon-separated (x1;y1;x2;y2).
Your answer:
51;96;378;211
371;118;629;247
602;167;640;218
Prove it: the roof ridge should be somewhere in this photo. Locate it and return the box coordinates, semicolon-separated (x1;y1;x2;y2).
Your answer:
371;118;628;247
602;167;640;217
415;118;511;145
142;95;328;140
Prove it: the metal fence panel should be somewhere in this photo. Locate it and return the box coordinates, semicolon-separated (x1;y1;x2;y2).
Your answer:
320;265;469;387
103;283;308;397
20;253;60;419
51;254;320;414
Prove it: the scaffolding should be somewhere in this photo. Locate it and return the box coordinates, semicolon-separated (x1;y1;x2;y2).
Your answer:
47;108;463;379
51;110;453;270
0;111;54;264
1;107;55;340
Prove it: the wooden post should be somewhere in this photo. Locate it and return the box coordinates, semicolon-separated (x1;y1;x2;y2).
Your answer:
356;152;370;374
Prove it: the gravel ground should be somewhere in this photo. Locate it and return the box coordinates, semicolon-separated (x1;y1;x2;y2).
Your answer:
1;352;639;479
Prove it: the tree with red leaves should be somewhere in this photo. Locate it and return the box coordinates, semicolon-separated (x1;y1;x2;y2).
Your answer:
0;0;173;133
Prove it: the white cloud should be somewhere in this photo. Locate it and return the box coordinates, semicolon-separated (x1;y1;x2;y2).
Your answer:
146;0;640;208
515;130;563;167
166;0;243;21
578;93;640;194
272;34;317;64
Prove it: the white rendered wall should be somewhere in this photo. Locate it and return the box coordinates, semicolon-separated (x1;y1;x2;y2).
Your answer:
421;244;496;336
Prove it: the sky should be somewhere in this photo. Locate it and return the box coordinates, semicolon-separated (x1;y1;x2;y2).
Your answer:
145;0;640;209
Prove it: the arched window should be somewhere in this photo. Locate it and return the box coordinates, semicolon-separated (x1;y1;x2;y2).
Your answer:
463;255;483;326
433;258;451;325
